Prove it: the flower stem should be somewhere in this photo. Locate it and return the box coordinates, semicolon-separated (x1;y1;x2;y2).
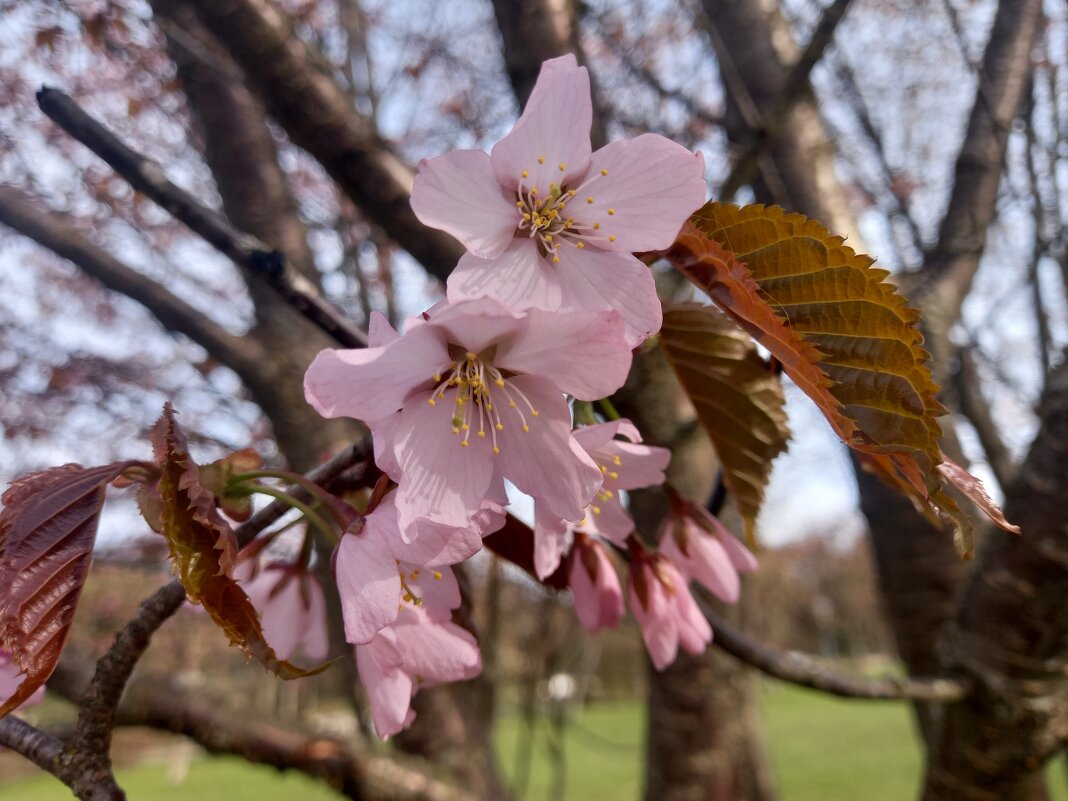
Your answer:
232;485;338;545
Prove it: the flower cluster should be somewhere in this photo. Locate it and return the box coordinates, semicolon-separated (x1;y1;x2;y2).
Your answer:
293;54;753;735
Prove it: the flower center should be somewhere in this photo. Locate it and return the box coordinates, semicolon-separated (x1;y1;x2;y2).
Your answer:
426;352;539;454
514;159;616;263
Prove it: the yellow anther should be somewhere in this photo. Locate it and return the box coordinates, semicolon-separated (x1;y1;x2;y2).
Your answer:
531;410;539;417
495;423;504;430
461;441;469;448
461;424;470;431
558;162;566;171
601;168;608;176
610;471;619;479
593;222;600;230
495;378;505;387
452;427;459;435
545;234;553;241
609;235;616;242
531;186;538;195
434;373;442;381
600;465;608;473
478;431;486;438
612;455;622;465
592;505;601;514
466;351;477;360
522;424;530;432
537;156;545;164
576;242;585;249
522;169;529;178
493;446;501;455
607;208;615;215
508;400;517;407
433;571;442;580
486;403;493;411
553;255;560;263
586;196;594;204
428;398;436;406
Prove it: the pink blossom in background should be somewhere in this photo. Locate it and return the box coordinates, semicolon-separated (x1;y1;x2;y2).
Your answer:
531;418;670;578
238;563;330;662
305;298;632;538
658;499;757;603
568;534;624;633
411;54;707;346
628;554;712;670
0;650;44;712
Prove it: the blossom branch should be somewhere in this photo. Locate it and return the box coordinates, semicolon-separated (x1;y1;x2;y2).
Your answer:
35;87;367;349
699;598;971;703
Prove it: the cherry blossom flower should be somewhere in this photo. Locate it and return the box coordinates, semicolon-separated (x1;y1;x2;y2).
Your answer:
0;650;44;712
238;563;330;662
336;494;488;645
305;298;632;537
568;534;624;633
411;55;707;346
628;551;712;670
532;419;670;578
354;566;481;738
658;498;757;603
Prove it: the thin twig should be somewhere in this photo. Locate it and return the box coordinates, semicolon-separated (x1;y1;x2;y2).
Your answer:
35;87;367;349
700;598;971;702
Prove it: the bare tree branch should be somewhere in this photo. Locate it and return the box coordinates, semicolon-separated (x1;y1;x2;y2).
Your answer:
953;345;1016;489
180;0;463;282
718;0;855;200
0;716;64;775
701;600;971;703
0;185;263;375
35;87;367;350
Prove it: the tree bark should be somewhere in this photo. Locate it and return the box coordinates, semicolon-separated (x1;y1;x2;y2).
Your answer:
922;358;1068;801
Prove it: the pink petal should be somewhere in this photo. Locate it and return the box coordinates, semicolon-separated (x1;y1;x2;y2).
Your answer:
367;310;400;347
693;506;759;573
390;389;496;535
554;246;662;347
304;326;450;423
356;633;414;738
411;149;520;258
587;498;634;545
628;566;678;671
376;494;483;566
492;376;602;521
405;563;462;621
533;503;571;579
255;572;305;661
571;135;706;253
495;307;632;400
569;542;624;632
491;55;592;193
667;565;713;655
425;297;526;355
447;238;562;311
392;606;482;685
572;419;639;454
336;526;402;644
302;577;331;661
602;440;671;490
662;522;740;603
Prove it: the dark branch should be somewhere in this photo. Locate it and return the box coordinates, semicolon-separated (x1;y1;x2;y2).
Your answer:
0;716;63;774
181;0;463;283
701;599;971;703
0;185;262;375
35;87;367;349
719;0;855;199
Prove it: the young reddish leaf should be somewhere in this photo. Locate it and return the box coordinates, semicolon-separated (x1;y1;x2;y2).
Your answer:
152;404;327;679
0;461;133;717
660;303;790;541
668;203;1017;556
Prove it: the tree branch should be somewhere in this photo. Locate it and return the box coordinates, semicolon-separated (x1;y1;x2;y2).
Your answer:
0;716;64;775
180;0;463;282
35;87;367;349
0;185;262;375
718;0;855;200
700;600;971;703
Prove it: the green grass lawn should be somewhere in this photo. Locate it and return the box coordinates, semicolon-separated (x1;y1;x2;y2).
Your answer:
3;683;1066;800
